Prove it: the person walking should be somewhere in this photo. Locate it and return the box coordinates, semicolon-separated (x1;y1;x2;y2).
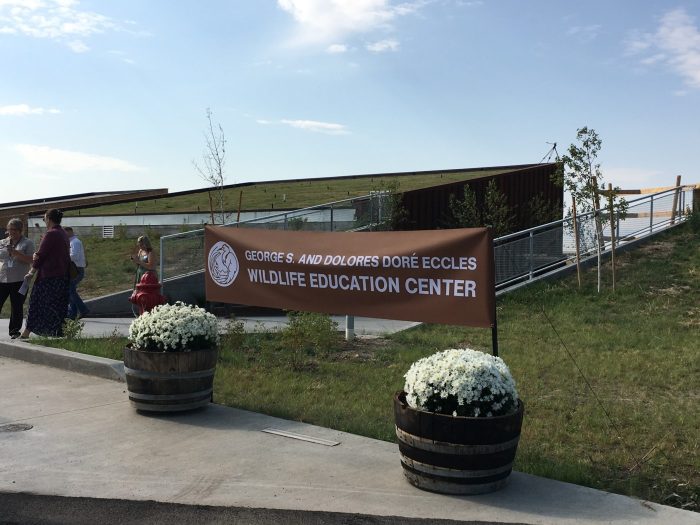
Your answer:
20;209;71;339
0;218;35;338
65;226;89;320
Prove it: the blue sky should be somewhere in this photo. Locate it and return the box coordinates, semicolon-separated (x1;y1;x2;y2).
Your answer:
1;0;698;203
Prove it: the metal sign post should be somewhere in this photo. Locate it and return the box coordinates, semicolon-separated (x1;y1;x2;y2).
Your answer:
491;231;498;356
345;315;355;341
491;316;499;357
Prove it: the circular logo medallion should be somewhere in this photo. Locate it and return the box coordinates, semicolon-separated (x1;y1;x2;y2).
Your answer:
208;241;239;287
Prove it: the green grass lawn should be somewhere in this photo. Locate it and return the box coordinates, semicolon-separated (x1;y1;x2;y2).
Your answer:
25;224;700;511
0;235;147;319
64;169;512;216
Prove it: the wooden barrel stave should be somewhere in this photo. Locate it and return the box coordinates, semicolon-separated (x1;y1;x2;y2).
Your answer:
123;347;218;412
393;391;524;495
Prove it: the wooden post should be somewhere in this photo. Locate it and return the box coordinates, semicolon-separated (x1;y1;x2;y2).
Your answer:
608;183;616;291
592;176;603;293
670;175;682;225
208;191;215;225
236;190;243;226
572;196;582;289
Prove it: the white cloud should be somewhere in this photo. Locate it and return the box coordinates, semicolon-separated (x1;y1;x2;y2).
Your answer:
624;30;652;55
326;43;347;54
107;49;136;65
366;38;399;52
567;24;601;42
14;144;145;173
67;39;89;52
640;53;665;66
626;8;700;89
276;0;426;46
280;119;349;135
0;0;125;52
0;103;60;115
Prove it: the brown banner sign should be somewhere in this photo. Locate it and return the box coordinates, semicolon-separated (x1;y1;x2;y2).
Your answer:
205;226;495;327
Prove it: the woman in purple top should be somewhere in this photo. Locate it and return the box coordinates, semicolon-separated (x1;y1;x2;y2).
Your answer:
20;209;71;338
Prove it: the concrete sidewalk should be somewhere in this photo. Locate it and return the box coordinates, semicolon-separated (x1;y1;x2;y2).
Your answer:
0;315;421;342
0;346;697;524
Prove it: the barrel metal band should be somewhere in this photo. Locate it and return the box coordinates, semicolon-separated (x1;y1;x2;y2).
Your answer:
402;469;509;495
124;366;216;379
395;426;520;455
129;400;208;412
128;388;213;401
400;453;513;479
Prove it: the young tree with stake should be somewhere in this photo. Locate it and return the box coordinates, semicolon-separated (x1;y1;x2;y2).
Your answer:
559;127;626;292
193;108;228;224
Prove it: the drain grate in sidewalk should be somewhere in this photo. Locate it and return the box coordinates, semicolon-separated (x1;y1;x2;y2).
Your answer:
0;423;33;432
261;428;340;446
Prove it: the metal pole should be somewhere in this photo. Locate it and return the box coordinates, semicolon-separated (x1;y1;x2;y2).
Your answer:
649;195;654;233
491;318;499;357
345;315;355;341
159;235;165;294
528;230;534;281
491;231;498;357
608;183;616;291
572;197;581;289
330;205;334;232
681;190;686;219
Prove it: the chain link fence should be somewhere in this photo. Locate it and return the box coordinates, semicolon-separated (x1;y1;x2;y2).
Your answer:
159;193;390;291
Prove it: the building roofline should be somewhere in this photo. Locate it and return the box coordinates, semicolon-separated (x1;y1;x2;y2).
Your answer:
167;162;558;198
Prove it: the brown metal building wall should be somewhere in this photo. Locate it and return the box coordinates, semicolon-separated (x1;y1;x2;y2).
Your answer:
400;163;562;232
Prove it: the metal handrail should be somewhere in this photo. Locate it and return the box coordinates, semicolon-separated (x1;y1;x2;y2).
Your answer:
159;193;376;244
493;186;694;291
158;185;694;295
494;185;690;245
159;192;382;285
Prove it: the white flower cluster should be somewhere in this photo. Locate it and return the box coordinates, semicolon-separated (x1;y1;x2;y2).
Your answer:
404;348;518;418
128;302;220;352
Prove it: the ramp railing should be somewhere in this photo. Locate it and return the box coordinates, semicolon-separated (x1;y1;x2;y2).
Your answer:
494;186;694;291
159;193;389;293
159;185;694;298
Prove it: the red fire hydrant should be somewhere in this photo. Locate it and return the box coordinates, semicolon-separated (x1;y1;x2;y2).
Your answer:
129;271;166;315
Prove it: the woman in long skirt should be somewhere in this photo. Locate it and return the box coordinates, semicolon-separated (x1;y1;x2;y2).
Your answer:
20;209;70;338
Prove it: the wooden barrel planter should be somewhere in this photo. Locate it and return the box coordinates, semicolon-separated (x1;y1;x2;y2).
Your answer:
123;346;218;413
393;391;524;495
